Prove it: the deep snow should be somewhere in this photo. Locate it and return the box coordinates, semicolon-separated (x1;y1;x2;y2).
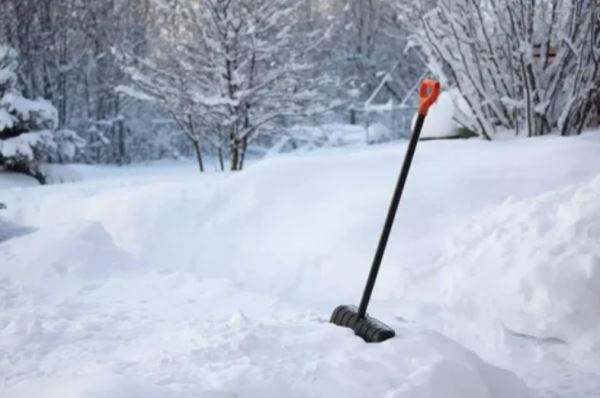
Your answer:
434;175;600;348
1;132;600;397
0;222;526;398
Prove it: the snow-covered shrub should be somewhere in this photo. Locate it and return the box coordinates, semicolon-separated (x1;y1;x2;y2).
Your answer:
413;0;600;139
0;46;83;184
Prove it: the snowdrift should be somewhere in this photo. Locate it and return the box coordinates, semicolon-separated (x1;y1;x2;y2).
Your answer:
0;328;528;398
0;221;528;398
0;222;139;353
0;221;136;287
6;135;600;307
126;150;417;301
433;175;600;349
3;133;600;396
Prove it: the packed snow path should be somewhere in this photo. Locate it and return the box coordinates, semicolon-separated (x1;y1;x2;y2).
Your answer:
1;133;600;397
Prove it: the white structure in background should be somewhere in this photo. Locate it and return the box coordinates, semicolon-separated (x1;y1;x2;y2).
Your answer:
417;89;477;139
365;65;474;140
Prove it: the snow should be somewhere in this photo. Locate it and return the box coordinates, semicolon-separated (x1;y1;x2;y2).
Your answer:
39;164;83;184
0;69;16;87
432;175;600;349
0;131;49;160
0;169;38;188
0;222;135;286
0;47;18;88
1;93;58;130
55;129;86;160
367;122;392;144
0;223;526;398
1;48;82;169
0;217;35;243
0;107;16;131
115;85;157;102
418;91;458;138
1;371;182;398
2;131;600;397
418;90;474;139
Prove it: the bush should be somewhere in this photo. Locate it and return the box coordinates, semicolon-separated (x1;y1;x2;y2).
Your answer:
0;46;83;183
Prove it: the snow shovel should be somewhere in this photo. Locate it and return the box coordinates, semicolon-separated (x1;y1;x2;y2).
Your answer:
330;79;441;343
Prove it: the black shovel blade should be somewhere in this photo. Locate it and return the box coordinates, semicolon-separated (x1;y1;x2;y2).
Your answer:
330;305;395;343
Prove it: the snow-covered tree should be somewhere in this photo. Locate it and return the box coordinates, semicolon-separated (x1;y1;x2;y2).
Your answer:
0;0;162;165
123;0;330;171
0;0;428;162
0;46;83;183
411;0;600;139
320;0;424;126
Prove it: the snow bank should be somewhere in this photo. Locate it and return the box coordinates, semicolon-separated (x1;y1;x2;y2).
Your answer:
0;221;139;360
176;323;528;398
0;219;528;398
7;135;600;306
128;151;413;300
0;323;528;398
433;175;600;349
0;221;136;287
3;134;600;394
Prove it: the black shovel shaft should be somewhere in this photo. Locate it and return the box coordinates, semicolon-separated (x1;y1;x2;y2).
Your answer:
357;114;426;318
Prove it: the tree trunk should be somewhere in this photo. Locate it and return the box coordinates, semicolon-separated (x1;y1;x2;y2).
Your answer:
58;15;68;127
118;122;126;166
218;147;225;171
596;94;600;126
239;136;248;170
349;109;357;125
116;96;126;166
230;141;240;171
192;140;204;173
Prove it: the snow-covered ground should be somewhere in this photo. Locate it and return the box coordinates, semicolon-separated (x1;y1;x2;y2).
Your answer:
1;132;600;397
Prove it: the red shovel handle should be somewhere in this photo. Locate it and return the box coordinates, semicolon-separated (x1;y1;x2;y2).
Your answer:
418;79;441;116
